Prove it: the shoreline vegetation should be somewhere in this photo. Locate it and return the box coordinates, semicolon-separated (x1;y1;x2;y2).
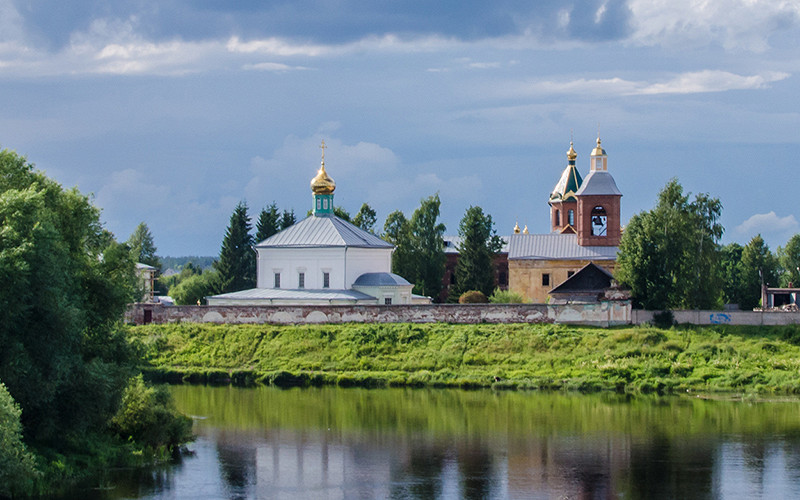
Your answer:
128;322;800;395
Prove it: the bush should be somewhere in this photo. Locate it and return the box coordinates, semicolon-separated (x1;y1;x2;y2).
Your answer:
459;290;488;303
489;288;526;303
0;382;40;497
111;375;193;450
652;310;675;329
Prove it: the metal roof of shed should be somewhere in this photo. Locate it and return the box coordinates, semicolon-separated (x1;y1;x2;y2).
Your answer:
508;233;618;260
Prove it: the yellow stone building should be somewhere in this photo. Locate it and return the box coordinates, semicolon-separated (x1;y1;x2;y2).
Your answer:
508;139;622;303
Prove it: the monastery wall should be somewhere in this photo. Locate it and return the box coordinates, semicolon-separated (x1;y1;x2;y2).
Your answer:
126;301;631;327
632;309;800;326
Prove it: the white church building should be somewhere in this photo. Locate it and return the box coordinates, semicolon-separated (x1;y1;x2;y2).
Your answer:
206;142;425;306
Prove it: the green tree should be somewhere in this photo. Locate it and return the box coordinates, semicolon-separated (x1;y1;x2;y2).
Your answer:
126;221;161;269
280;209;297;229
616;179;723;310
778;233;800;287
0;381;39;497
738;234;779;310
215;202;255;293
353;203;377;232
333;206;351;221
0;149;140;442
408;194;447;300
255;202;280;242
450;206;503;300
720;242;744;305
170;271;220;305
383;210;414;279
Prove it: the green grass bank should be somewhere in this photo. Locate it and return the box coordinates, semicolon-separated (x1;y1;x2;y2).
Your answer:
126;322;800;394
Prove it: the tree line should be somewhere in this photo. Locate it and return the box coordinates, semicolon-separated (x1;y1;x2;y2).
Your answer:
0;149;191;496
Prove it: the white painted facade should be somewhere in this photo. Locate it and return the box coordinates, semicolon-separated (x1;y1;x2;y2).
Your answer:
256;246;393;291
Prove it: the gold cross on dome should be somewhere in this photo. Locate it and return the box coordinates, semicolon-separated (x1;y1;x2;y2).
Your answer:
320;140;327;162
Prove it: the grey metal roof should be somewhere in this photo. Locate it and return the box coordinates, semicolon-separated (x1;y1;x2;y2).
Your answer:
443;235;509;254
353;272;411;287
256;215;392;249
508;233;618;260
574;170;622;196
206;287;376;302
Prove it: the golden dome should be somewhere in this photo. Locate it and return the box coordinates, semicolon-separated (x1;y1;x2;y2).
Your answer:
514;222;521;234
310;140;336;194
591;137;606;156
567;141;577;161
523;225;529;234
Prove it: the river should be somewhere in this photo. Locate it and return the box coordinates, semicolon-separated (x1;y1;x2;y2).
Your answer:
67;385;800;499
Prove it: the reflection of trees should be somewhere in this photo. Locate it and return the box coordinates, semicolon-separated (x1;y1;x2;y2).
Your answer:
389;442;447;499
216;433;256;500
623;434;714;499
458;441;493;499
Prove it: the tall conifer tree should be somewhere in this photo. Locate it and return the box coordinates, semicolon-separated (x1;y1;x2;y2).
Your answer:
255;202;280;242
215;202;255;293
127;222;161;269
451;206;503;300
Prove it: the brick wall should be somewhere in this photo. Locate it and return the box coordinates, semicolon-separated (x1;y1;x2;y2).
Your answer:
126;301;632;327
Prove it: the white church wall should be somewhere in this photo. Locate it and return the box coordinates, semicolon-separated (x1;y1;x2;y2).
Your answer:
344;247;393;288
257;247;347;289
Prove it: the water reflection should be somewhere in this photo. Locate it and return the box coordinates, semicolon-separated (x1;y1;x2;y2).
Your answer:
69;387;800;499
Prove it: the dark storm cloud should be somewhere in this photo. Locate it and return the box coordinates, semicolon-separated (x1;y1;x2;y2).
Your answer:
13;0;633;48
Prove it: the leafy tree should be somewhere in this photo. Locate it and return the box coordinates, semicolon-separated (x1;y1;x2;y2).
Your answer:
0;149;139;442
127;221;161;269
353;203;377;232
0;381;39;497
450;206;503;300
408;194;447;300
280;209;297;229
616;179;723;310
383;210;414;279
170;271;220;305
333;206;351;221
255;202;280;242
778;233;800;287
458;290;488;303
738;235;779;310
489;288;526;303
720;242;744;305
215;202;256;293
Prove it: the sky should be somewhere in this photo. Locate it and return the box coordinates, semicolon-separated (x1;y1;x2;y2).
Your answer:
1;0;799;256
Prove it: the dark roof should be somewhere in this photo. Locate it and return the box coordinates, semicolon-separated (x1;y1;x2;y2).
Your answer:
255;215;392;249
574;170;622;196
352;272;411;287
549;262;614;294
508;233;617;260
550;164;583;202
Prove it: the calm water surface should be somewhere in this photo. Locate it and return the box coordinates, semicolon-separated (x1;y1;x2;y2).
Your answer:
71;386;800;499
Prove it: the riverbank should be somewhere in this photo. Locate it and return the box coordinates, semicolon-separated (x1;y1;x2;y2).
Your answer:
126;323;800;394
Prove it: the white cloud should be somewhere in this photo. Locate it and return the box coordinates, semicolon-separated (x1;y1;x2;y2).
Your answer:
628;0;800;51
508;70;789;97
735;212;799;236
242;61;310;72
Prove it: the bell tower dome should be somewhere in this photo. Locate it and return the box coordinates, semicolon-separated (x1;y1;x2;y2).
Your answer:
310;140;336;216
548;141;583;233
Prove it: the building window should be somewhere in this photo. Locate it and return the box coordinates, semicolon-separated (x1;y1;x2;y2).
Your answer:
542;273;550;287
498;272;507;286
316;199;321;210
274;273;281;288
568;209;574;226
384;297;392;305
555;210;560;226
567;271;574;278
298;272;305;289
450;272;456;285
323;198;328;209
591;206;608;236
323;272;330;288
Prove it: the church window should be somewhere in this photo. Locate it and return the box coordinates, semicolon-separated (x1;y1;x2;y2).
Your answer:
316;199;321;210
555;210;560;226
590;206;608;236
498;272;507;286
568;209;574;226
384;297;392;305
542;273;550;286
274;273;281;288
323;199;328;209
323;272;330;288
298;272;305;289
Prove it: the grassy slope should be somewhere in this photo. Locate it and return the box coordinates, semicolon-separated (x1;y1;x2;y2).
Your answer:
127;323;800;394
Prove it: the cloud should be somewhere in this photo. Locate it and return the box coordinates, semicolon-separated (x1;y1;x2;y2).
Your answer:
628;0;800;51
735;212;799;236
242;61;310;72
506;70;790;97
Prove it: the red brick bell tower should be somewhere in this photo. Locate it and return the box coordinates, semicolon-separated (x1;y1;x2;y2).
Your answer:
575;138;622;247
